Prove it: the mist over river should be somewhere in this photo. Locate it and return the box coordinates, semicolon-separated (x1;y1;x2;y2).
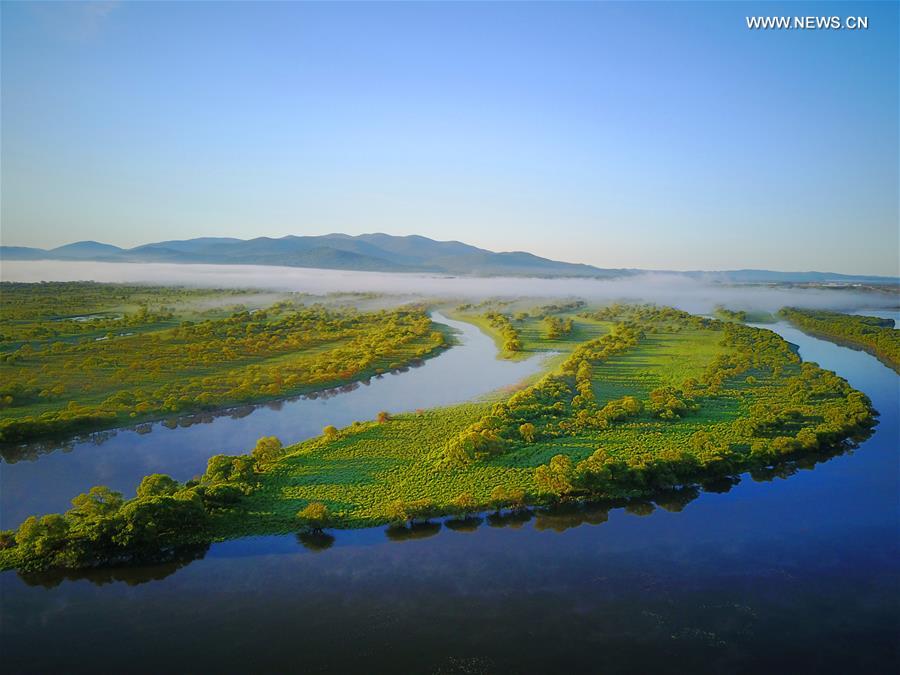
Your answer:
2;260;897;314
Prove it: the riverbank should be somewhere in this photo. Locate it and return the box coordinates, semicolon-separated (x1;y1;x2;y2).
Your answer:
0;306;877;572
780;307;900;374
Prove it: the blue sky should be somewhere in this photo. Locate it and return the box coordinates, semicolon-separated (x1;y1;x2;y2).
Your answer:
2;1;897;275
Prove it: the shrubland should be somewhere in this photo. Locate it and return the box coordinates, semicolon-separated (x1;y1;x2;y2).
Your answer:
0;303;876;572
780;307;899;373
0;282;448;442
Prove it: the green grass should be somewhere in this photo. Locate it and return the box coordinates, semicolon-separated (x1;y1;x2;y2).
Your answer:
591;329;727;404
0;283;452;442
0;303;876;573
207;311;865;538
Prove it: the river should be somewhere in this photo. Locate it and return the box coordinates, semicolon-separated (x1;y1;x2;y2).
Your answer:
0;313;548;528
1;322;898;673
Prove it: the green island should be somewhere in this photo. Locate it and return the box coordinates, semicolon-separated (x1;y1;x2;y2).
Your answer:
0;299;876;573
779;307;900;373
0;282;449;443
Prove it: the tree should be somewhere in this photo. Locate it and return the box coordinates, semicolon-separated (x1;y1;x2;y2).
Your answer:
450;492;477;518
575;448;613;491
506;488;526;511
534;454;576;498
113;496;208;549
385;500;410;526
69;486;124;520
519;422;536;443
201;483;244;508
489;486;510;513
136;474;180;499
16;514;70;558
296;502;331;532
323;425;338;440
0;529;16;550
252;436;283;465
204;454;255;484
489;485;527;513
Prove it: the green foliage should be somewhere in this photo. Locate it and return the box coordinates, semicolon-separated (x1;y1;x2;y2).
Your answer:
484;312;522;353
780;307;899;373
543;315;573;339
251;436;284;466
534;454;576;498
1;304;877;573
450;492;477;516
136;474;180;499
296;502;331;531
0;530;16;550
0;282;448;442
519;422;536;443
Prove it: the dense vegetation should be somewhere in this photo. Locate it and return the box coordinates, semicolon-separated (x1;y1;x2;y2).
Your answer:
0;282;448;442
780;307;899;373
0;302;876;573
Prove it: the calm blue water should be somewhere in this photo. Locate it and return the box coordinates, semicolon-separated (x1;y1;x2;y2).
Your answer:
1;322;897;674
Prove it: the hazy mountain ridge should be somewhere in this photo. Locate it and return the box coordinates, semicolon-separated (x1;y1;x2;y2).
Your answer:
1;234;896;283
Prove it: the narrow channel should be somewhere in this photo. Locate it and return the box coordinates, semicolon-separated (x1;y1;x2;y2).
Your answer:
0;313;549;527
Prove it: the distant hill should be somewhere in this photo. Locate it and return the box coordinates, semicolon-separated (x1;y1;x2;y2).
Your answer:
49;241;125;259
1;233;896;284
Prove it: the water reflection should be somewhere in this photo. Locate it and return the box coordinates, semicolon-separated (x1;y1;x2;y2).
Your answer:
385;522;442;542
2;402;874;589
15;544;209;588
296;531;336;552
1;321;897;674
444;516;483;532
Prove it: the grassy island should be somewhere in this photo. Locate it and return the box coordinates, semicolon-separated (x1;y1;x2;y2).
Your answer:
0;301;877;573
779;307;899;373
0;282;449;443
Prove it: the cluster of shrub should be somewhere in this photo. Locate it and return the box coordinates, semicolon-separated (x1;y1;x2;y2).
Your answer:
543;315;574;339
440;321;647;466
484;312;522;352
445;305;876;481
534;382;873;501
0;436;286;571
382;487;529;529
579;304;713;331
780;307;899;373
530;323;876;500
713;306;748;322
0;307;443;443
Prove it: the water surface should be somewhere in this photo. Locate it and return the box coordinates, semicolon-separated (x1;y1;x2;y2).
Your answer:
1;323;897;674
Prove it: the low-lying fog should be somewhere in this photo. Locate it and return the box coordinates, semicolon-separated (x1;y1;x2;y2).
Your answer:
1;260;896;315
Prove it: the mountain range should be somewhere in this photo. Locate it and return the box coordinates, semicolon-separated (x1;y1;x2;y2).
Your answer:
1;233;895;284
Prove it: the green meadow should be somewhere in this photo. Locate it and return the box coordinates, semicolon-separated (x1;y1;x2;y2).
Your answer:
0;282;449;443
0;300;875;572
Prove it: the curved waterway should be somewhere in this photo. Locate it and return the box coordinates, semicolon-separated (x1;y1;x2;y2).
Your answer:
0;313;549;528
2;323;898;674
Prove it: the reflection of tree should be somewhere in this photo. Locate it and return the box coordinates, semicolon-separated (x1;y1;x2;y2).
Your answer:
16;543;209;588
701;476;740;494
444;516;483;533
296;530;335;552
486;509;533;529
534;503;610;532
1;438;77;463
748;442;853;484
384;522;441;541
624;501;655;517
653;486;700;513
